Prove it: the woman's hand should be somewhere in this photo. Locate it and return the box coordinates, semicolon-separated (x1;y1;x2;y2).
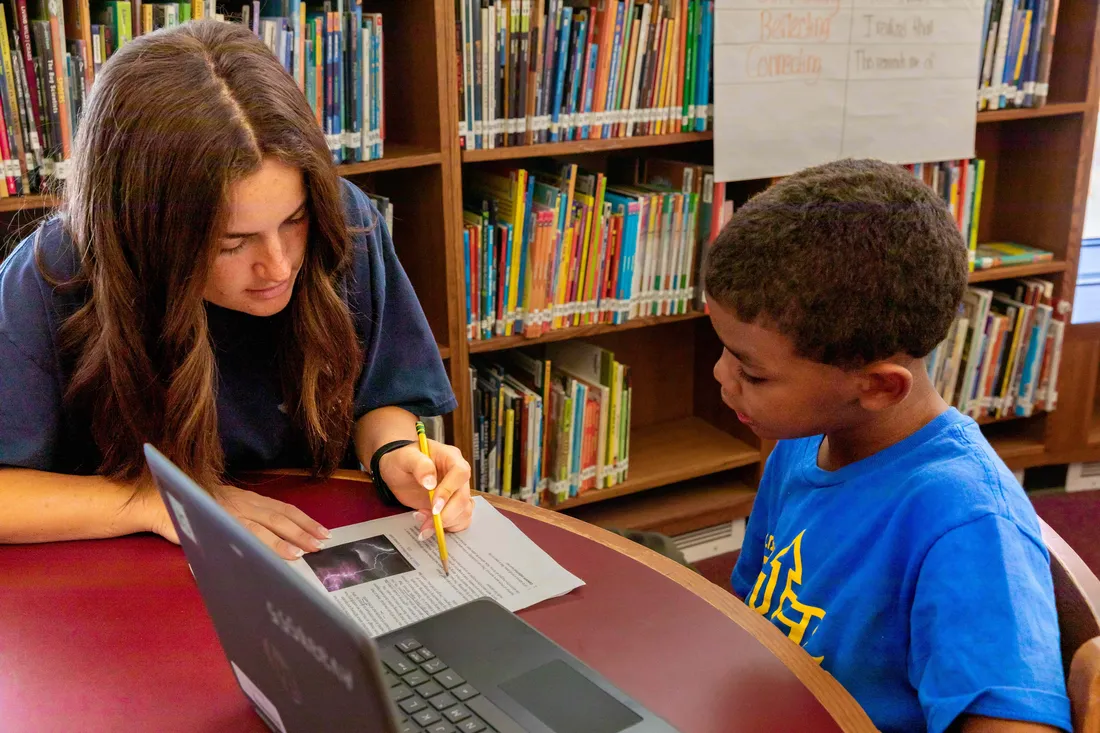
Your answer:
144;484;331;561
378;440;474;540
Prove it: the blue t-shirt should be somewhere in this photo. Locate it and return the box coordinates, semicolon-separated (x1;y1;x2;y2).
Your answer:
0;179;456;475
732;408;1071;733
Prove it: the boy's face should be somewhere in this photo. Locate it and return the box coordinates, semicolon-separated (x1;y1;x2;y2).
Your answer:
708;300;866;440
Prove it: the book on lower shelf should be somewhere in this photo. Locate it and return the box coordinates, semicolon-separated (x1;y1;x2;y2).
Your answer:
973;242;1054;270
456;0;716;150
469;341;632;507
463;157;730;342
927;278;1071;419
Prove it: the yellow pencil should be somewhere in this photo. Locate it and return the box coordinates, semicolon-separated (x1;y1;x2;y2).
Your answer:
415;422;449;576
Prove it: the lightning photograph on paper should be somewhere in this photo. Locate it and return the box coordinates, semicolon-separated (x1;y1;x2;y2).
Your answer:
304;535;415;592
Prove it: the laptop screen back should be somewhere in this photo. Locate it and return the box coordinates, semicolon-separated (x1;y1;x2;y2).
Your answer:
144;445;398;733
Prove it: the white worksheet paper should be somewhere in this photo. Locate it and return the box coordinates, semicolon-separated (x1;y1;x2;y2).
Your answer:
714;0;985;181
291;497;584;637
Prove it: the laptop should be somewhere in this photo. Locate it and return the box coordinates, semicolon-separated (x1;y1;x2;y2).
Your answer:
144;445;679;733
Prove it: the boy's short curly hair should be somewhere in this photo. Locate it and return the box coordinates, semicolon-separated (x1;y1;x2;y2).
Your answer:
703;158;969;368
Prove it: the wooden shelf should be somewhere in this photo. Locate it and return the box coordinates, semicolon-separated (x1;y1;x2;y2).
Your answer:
976;411;1046;426
336;145;442;174
968;260;1068;283
437;344;450;359
461;131;713;163
1090;408;1100;446
0;193;57;212
565;479;756;537
988;434;1046;464
976;102;1089;124
547;416;760;511
0;147;442;213
468;311;708;353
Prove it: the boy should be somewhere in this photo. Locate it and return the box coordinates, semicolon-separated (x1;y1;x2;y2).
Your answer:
705;159;1071;733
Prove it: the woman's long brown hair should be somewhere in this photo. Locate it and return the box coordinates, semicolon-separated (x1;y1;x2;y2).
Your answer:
46;20;360;490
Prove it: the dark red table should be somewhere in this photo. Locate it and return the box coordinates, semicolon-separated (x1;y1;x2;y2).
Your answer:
0;472;874;732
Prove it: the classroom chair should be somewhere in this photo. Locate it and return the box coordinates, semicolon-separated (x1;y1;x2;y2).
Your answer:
1040;518;1100;733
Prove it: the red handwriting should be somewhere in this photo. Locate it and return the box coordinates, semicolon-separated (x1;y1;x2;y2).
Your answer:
760;9;836;40
747;44;823;82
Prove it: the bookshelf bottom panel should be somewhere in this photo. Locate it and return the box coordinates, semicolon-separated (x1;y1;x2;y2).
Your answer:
565;473;756;538
549;416;760;511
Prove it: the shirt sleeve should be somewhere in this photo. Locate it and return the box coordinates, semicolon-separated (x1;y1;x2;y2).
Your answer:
345;188;457;420
909;513;1072;733
0;237;63;470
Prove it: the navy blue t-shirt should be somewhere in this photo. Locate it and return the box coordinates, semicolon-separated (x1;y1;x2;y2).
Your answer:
0;179;456;475
732;408;1071;733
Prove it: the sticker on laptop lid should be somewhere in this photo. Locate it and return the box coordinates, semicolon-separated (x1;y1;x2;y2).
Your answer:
232;660;287;733
165;492;197;545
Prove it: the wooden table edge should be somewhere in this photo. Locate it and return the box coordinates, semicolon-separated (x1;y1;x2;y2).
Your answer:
264;469;877;731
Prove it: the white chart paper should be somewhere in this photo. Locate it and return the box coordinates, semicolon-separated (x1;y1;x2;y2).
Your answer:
714;0;985;182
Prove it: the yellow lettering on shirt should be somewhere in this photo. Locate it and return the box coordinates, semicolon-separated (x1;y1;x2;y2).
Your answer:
747;530;827;659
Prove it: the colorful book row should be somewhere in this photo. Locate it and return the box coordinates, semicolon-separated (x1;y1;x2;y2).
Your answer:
905;159;986;273
463;156;729;342
457;0;714;150
249;0;385;163
470;340;632;506
928;279;1070;419
0;2;384;196
977;0;1060;111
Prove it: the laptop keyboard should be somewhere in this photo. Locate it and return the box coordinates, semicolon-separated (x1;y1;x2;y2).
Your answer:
380;637;511;733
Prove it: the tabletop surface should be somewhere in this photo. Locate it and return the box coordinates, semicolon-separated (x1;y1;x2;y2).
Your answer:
0;473;872;733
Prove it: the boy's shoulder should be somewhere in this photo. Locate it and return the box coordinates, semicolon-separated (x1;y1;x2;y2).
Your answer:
766;408;1043;548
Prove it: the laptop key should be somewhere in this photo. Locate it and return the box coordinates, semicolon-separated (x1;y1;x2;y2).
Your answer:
384;670;401;687
434;670;465;689
398;721;418;733
418;647;436;660
407;650;428;664
413;707;442;726
455;717;486;733
466;696;525;733
403;670;430;687
451;683;478;701
396;638;422;653
425;723;456;733
415;680;444;699
381;648;418;676
390;684;413;702
422;658;447;674
398;695;428;715
443;704;471;723
430;691;458;711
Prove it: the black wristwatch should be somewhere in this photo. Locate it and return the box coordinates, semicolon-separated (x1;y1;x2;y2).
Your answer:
369;439;416;506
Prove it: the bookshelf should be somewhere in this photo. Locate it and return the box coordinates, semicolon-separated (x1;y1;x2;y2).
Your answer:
1;0;1100;539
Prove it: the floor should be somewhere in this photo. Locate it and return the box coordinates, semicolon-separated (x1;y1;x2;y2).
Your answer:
693;490;1100;591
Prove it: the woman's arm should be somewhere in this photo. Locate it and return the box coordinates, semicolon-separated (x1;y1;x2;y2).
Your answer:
354;406;473;535
0;467;331;559
0;468;156;543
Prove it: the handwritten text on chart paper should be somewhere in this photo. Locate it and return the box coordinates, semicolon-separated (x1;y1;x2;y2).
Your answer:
714;0;983;181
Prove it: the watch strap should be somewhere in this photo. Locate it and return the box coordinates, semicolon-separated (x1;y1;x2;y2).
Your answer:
369;439;416;506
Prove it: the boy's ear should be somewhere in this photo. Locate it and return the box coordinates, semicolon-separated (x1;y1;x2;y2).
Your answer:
855;362;913;412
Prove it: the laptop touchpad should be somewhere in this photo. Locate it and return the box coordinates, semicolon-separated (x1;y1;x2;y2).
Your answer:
499;659;643;733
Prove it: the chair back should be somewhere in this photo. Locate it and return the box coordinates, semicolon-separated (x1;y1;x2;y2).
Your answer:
1039;517;1100;733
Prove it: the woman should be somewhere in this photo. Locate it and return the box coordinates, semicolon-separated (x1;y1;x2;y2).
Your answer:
0;20;472;559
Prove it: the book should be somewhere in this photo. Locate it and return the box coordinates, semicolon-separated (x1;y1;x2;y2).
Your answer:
974;242;1055;270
